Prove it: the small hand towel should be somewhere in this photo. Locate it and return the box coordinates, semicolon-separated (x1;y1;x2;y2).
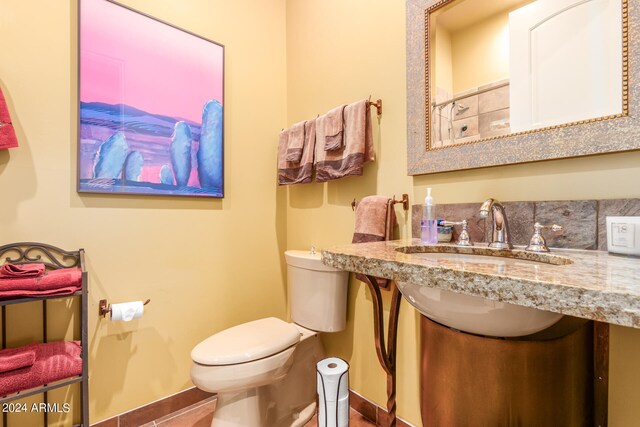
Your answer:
0;349;36;373
285;121;307;162
278;120;316;185
352;196;396;289
0;87;19;150
323;105;346;151
0;263;45;279
315;99;374;182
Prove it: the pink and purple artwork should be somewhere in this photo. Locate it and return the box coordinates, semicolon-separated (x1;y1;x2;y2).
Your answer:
79;0;224;197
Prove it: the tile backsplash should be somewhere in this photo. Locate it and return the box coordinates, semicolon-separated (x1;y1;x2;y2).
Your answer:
411;199;640;250
431;79;511;148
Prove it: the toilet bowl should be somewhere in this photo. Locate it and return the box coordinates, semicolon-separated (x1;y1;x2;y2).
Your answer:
191;318;322;427
190;250;349;427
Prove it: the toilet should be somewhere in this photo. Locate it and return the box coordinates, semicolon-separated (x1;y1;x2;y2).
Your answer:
190;250;349;427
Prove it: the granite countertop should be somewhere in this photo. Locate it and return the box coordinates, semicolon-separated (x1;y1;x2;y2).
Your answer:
321;239;640;329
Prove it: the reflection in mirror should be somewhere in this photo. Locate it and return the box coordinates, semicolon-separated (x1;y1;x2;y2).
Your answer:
427;0;625;150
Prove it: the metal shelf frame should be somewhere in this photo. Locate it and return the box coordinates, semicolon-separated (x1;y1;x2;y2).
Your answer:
0;242;89;427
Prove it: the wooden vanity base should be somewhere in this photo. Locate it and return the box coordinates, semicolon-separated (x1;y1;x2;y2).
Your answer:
420;316;603;427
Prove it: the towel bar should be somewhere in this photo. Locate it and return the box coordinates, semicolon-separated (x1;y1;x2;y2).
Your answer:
351;194;409;211
367;98;383;116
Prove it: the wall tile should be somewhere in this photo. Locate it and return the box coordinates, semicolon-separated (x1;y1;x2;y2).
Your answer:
411;204;422;238
492;202;535;246
534;200;598;249
478;108;510;139
454;86;478;97
452;94;478;120
437;203;487;244
435;86;451;104
478;78;509;91
452;116;479;141
415;199;639;251
597;199;640;250
478;84;510;114
413;203;487;243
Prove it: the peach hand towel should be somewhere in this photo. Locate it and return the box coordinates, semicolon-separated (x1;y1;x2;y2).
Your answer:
323;105;346;151
315;99;374;182
278;120;316;185
352;196;396;289
285;120;307;162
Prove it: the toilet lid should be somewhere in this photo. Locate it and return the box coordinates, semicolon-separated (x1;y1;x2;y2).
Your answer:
191;317;301;366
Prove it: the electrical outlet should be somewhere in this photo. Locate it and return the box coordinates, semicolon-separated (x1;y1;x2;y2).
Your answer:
606;216;640;256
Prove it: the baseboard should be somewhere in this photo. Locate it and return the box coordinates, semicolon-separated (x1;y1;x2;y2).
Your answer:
91;387;414;427
349;389;416;427
90;387;215;427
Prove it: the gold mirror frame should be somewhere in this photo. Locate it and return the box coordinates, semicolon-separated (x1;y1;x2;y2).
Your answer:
407;0;637;175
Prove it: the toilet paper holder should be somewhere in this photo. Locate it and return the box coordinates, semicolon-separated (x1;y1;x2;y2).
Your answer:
99;299;150;318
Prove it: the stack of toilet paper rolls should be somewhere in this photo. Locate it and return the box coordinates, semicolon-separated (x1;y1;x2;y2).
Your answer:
317;357;349;427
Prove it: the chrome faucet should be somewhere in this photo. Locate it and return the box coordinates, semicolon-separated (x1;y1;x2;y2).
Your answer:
479;198;513;250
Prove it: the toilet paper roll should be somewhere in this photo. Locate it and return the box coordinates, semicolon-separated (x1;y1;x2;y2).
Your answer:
110;301;144;322
317;357;349;427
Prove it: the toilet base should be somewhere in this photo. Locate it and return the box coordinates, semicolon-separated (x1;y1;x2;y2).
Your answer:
204;327;323;427
212;389;315;427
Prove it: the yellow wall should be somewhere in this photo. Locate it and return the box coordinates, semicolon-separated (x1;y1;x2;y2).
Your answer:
434;24;453;96
451;11;510;93
0;0;288;424
286;0;419;423
287;1;640;426
2;0;640;426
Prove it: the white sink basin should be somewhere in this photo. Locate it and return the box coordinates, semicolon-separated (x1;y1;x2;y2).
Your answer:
395;248;569;337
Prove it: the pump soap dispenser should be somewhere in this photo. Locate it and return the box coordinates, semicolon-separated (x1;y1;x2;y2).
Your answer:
421;188;438;245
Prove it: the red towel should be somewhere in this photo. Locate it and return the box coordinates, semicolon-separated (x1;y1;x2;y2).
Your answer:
0;268;82;298
0;87;19;150
0;341;82;397
0;349;36;373
0;263;45;279
352;196;396;289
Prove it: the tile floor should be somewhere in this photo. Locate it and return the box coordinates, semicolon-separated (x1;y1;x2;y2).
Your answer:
139;396;376;426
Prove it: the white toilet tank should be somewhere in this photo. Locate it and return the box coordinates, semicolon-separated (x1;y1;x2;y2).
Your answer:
285;250;349;332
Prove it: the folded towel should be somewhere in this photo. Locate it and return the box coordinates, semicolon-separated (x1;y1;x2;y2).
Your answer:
285;121;307;162
0;263;45;279
323;105;346;151
0;341;82;397
278;120;316;185
0;87;19;150
0;349;36;374
352;196;396;288
315;99;374;182
0;268;82;298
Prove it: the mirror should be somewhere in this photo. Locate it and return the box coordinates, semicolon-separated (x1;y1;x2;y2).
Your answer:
406;0;637;174
429;0;625;149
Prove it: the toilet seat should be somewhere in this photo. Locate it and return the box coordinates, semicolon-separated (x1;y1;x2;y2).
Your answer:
191;317;301;366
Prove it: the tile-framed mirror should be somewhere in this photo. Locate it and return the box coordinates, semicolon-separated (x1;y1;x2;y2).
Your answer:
406;0;639;175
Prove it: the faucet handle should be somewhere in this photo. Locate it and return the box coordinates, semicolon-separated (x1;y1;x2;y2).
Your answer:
525;222;563;253
442;219;473;247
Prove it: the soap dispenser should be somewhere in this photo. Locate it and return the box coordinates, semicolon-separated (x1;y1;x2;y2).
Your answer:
421;188;438;245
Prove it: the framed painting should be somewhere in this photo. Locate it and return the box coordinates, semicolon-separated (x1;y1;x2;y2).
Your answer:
78;0;224;197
